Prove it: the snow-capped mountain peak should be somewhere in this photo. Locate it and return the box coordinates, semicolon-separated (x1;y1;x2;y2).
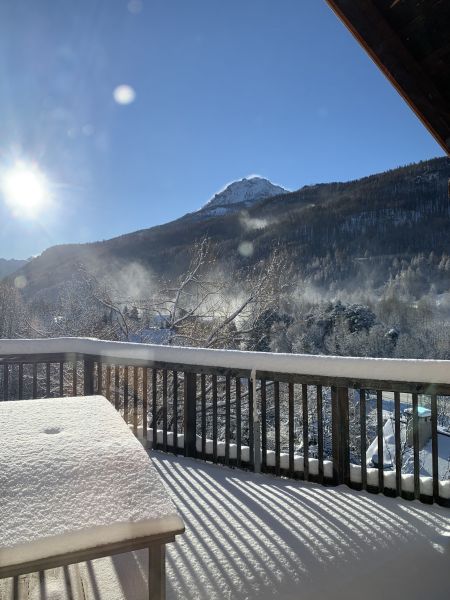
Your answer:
203;176;288;211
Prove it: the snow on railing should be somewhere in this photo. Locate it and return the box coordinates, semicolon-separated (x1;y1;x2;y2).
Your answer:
0;337;449;506
1;336;450;385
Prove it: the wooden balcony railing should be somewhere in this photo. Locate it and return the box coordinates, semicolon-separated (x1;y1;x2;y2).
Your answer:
0;338;449;507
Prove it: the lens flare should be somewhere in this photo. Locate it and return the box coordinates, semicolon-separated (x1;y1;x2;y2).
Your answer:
0;162;51;218
113;84;136;105
238;241;254;257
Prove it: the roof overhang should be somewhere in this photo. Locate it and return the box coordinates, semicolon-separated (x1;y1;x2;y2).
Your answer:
326;0;450;155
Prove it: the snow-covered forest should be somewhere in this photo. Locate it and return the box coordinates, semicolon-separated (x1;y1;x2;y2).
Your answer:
2;237;450;361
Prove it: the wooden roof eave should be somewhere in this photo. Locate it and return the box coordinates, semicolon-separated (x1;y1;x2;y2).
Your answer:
326;0;450;156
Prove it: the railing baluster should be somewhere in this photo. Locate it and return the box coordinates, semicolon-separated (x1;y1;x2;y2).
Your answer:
248;377;254;468
377;390;384;492
18;363;23;400
201;374;206;459
46;363;51;397
331;387;337;483
225;375;231;466
412;393;420;499
288;383;294;478
152;370;158;450
394;391;401;497
302;384;309;480
59;362;64;396
123;366;129;424
3;364;9;401
172;371;178;453
72;362;77;396
97;362;103;395
143;368;148;444
32;363;37;399
343;388;351;487
184;372;197;458
114;365;120;410
83;358;94;396
105;365;111;401
133;366;139;437
163;369;168;451
431;394;439;503
274;381;280;476
236;377;242;468
360;389;367;490
212;374;218;463
317;385;324;484
261;379;267;472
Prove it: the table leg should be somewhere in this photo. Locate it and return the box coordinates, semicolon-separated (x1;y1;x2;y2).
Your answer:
148;543;165;599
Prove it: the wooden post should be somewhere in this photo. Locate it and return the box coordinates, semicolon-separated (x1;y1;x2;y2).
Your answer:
148;544;165;600
302;384;309;480
332;386;349;485
317;385;324;483
225;375;231;465
376;390;384;492
261;379;267;471
212;374;218;462
184;372;197;458
431;394;439;503
152;370;158;450
83;358;95;396
412;393;420;499
274;381;280;476
251;370;261;474
394;391;402;496
172;371;177;453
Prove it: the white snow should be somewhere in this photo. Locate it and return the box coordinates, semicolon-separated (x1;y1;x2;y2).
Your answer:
202;176;287;210
133;425;335;478
2;337;450;385
157;454;450;600
135;425;447;497
363;415;450;498
0;396;183;568
3;452;447;599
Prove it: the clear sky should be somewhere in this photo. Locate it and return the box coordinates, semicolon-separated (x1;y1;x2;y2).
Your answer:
0;0;444;259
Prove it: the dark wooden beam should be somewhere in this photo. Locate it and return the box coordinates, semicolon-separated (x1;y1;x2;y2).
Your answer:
326;0;450;155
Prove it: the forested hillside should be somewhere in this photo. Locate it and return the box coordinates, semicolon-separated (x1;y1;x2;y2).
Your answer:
2;156;450;359
0;258;27;280
11;156;449;303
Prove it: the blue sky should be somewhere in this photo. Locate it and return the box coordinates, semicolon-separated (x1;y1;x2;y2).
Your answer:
0;0;444;259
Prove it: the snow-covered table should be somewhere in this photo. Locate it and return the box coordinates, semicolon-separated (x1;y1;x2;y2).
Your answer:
0;396;184;599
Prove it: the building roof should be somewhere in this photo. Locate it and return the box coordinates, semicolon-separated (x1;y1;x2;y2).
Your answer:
326;0;450;155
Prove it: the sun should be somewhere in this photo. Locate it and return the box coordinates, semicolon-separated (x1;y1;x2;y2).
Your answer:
0;162;51;218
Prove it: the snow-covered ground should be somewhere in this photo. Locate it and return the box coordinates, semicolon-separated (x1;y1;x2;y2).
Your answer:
2;452;449;600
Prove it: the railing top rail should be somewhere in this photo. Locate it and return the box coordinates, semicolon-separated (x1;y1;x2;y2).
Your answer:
1;337;450;387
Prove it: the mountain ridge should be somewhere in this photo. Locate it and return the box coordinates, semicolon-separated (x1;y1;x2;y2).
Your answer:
0;258;29;281
8;156;450;302
201;176;288;212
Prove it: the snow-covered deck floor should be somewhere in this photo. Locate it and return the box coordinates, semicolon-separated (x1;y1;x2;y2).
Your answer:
2;452;449;600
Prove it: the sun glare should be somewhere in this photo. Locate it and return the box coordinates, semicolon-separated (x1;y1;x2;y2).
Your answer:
0;163;50;218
